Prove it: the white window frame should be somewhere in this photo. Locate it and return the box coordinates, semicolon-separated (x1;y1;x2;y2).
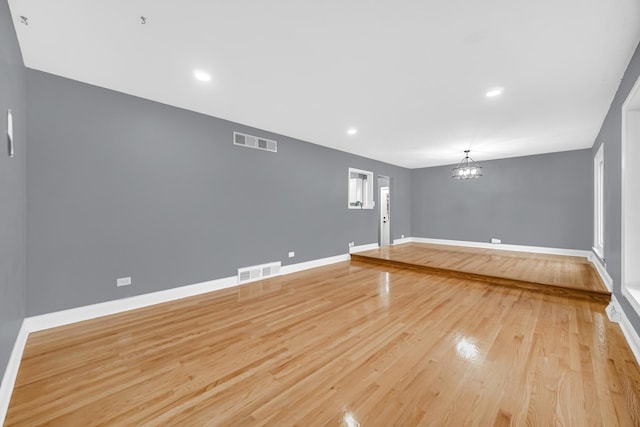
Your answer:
593;143;604;259
348;167;375;209
621;72;640;315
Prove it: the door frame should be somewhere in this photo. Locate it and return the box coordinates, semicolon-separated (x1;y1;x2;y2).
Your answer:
378;176;391;247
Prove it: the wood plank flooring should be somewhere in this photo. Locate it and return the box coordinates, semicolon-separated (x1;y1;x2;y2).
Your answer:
5;260;639;426
352;242;610;303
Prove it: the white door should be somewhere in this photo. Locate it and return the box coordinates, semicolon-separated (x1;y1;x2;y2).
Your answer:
380;186;390;246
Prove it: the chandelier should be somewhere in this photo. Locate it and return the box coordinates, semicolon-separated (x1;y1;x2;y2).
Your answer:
452;150;483;179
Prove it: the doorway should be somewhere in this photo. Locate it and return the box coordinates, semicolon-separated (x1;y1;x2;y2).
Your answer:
378;176;391;247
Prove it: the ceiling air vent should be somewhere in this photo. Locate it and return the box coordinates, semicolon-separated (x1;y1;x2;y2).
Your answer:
238;261;282;284
234;131;277;153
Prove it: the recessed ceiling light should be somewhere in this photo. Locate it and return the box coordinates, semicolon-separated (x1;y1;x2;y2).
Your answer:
347;127;358;135
486;88;503;97
193;70;211;82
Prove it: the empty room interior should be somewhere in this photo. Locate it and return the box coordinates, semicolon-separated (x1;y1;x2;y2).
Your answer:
2;0;640;425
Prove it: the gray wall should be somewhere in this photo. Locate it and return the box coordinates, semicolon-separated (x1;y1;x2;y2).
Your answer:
0;0;26;380
411;150;592;250
592;42;640;334
25;70;411;316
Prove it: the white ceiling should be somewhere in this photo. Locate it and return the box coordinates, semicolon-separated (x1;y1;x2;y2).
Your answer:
8;0;640;168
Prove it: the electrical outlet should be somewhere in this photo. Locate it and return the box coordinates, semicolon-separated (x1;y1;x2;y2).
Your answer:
288;251;295;258
117;277;132;287
348;242;355;248
491;238;501;244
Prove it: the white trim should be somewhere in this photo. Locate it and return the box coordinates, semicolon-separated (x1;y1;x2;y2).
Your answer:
348;167;375;209
408;237;592;258
593;143;605;256
0;321;29;424
281;254;349;275
622;286;640;318
621;65;640;111
398;236;612;293
24;275;238;333
10;251;353;333
0;241;612;425
349;243;379;254
592;246;604;261
621;72;640;320
588;251;613;292
392;237;412;245
20;238;594;334
0;250;355;425
612;295;640;366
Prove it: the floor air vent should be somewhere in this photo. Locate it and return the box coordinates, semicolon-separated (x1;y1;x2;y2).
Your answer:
234;131;277;153
238;261;281;284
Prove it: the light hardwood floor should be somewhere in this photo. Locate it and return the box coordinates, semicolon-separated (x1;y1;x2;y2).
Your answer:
352;243;610;303
5;261;640;426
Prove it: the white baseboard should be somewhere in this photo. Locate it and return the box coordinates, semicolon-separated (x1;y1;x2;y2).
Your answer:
588;252;613;292
26;253;354;334
0;321;29;424
402;237;613;294
14;238;593;336
407;237;614;292
0;250;354;425
349;243;379;254
281;254;349;275
25;247;365;337
24;275;238;333
408;237;592;258
0;239;612;424
611;295;640;366
392;237;412;245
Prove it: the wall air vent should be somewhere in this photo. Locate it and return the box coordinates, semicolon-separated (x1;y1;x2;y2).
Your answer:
237;261;281;284
234;132;277;153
